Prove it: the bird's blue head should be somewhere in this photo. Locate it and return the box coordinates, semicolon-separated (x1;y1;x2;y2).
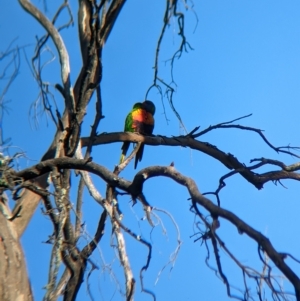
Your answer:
143;100;156;115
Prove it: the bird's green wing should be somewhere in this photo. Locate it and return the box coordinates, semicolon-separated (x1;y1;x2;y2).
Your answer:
124;111;133;132
120;102;143;164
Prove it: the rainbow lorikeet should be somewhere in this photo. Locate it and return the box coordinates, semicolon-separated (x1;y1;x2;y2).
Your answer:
120;100;155;169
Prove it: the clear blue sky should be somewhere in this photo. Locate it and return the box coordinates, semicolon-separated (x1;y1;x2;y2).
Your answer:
1;1;300;300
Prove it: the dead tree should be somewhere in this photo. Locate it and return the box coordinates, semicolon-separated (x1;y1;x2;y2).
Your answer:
1;1;300;301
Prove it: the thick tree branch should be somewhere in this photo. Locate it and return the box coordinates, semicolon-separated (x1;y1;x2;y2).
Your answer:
81;132;300;189
99;0;127;46
0;212;33;301
12;173;49;237
11;159;299;298
129;166;300;299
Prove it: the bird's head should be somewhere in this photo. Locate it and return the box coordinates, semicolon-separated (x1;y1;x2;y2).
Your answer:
143;100;156;115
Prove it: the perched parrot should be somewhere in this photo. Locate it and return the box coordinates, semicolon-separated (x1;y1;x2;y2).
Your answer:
120;100;156;169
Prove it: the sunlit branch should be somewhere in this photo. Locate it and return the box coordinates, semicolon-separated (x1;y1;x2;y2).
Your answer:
113;213;155;300
18;0;75;114
28;1;74;126
99;0;127;47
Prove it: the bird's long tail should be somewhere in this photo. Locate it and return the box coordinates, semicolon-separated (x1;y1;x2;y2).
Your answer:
120;142;130;164
134;143;144;169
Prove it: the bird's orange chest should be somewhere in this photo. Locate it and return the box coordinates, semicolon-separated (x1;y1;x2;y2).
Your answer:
132;109;154;126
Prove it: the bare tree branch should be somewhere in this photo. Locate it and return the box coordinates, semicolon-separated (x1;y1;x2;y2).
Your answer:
18;0;75;114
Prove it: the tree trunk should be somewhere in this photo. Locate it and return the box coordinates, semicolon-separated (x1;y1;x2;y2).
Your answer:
0;212;33;301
